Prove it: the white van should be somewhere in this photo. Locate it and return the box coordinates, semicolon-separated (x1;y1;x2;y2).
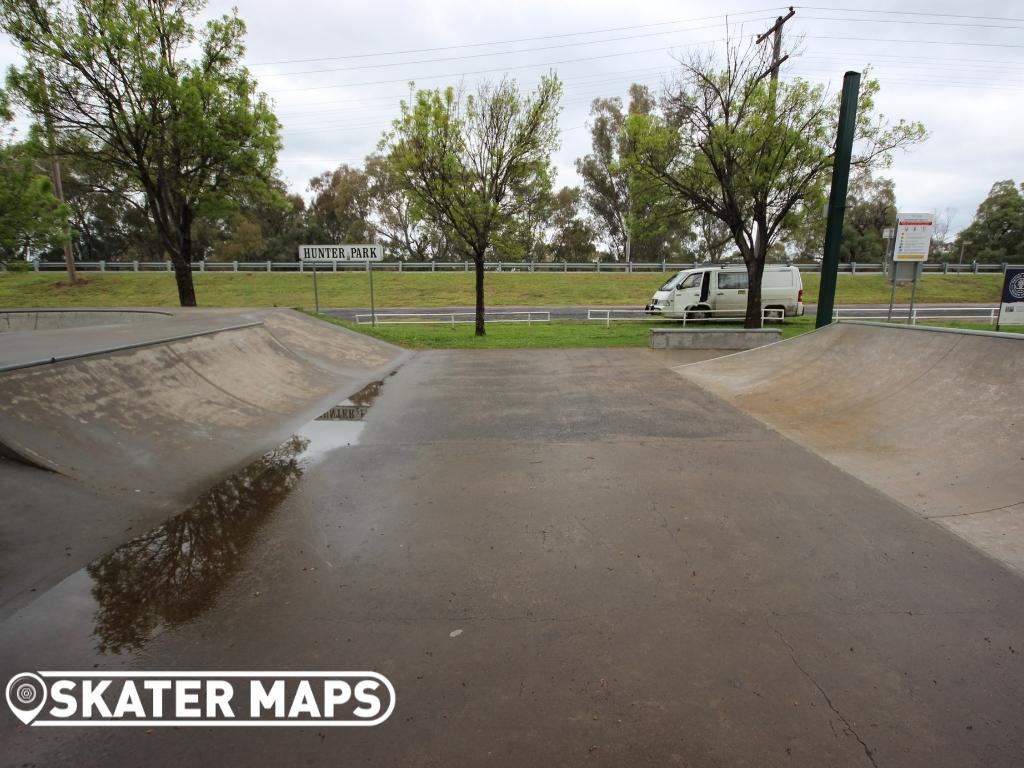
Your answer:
646;265;804;319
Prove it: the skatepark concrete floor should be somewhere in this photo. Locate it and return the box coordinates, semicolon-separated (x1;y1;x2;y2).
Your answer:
2;345;1023;767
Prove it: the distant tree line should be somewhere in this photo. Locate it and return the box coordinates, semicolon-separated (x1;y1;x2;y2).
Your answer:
7;0;1017;326
3;74;951;269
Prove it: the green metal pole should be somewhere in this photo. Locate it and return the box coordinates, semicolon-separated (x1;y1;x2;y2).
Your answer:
815;70;861;329
369;262;376;327
312;263;319;315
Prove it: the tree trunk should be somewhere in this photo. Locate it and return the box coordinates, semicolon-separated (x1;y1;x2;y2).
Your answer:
173;224;197;307
172;256;196;307
744;257;765;329
474;255;485;337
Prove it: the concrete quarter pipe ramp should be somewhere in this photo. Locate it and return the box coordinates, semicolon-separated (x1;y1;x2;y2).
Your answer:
0;309;408;503
678;321;1024;572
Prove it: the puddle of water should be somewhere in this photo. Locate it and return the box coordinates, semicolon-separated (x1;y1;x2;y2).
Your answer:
294;379;384;461
0;379;388;668
316;379;383;422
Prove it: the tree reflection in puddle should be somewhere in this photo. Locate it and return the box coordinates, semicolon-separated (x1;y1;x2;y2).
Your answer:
84;379;388;654
86;436;309;654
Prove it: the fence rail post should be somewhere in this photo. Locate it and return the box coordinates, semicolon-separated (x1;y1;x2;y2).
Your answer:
99;260;106;272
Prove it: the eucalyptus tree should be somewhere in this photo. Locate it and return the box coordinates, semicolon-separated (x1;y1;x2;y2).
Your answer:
1;0;281;305
383;76;562;335
627;44;926;326
576;84;691;262
0;93;67;261
957;180;1024;263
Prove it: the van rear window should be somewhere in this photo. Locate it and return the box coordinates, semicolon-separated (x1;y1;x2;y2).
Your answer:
717;272;749;290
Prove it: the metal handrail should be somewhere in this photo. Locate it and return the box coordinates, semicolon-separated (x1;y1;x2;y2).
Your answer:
587;307;785;327
353;311;551;327
26;259;1024;274
832;306;999;325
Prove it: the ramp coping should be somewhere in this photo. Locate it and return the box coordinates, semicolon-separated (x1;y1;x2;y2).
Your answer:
837;319;1024;340
0;308;174;316
0;321;263;374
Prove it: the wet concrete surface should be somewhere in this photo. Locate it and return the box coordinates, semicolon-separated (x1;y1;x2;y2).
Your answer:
2;349;1024;766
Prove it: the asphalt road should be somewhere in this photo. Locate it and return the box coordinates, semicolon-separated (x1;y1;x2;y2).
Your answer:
2;348;1022;767
325;303;998;322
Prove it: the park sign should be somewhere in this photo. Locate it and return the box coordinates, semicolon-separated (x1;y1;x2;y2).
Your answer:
892;213;935;262
998;267;1024;327
299;244;384;261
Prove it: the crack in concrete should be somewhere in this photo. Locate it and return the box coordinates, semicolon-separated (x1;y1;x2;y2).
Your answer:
931;500;1024;519
767;618;880;768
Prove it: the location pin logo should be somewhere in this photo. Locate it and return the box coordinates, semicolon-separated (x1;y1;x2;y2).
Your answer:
6;673;47;725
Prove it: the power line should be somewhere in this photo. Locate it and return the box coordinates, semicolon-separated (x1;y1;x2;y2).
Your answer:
796;6;1024;24
799;14;1024;31
789;68;1024;92
275;68;673;122
263;19;772;78
249;7;785;66
280;77;670;133
802;51;1024;66
270;40;719;94
805;35;1024;49
798;64;1021;83
273;65;674;114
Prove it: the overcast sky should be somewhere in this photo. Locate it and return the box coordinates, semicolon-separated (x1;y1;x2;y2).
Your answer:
3;1;1022;235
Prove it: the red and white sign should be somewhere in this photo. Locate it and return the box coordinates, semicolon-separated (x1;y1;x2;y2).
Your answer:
893;213;935;262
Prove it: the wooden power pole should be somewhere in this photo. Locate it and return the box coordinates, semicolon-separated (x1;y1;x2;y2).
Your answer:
37;69;77;284
756;7;796;88
750;8;795;289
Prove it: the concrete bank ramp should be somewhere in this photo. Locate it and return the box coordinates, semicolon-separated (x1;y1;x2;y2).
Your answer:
0;308;172;331
677;321;1024;571
0;309;408;503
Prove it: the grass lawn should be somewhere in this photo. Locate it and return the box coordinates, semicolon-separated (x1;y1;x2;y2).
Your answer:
318;315;821;349
318;313;1022;350
0;270;1008;310
916;321;1024;334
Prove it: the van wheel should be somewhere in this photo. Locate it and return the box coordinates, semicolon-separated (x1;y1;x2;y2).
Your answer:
764;307;785;324
685;306;710;321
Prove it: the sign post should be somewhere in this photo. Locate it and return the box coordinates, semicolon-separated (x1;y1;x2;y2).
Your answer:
887;212;934;324
369;262;376;328
998;267;1024;330
312;262;319;314
299;244;385;262
299;244;385;318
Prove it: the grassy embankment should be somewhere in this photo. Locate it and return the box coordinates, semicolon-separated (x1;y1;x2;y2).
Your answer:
2;270;1016;349
315;315;1022;350
314;314;820;349
0;270;1006;309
